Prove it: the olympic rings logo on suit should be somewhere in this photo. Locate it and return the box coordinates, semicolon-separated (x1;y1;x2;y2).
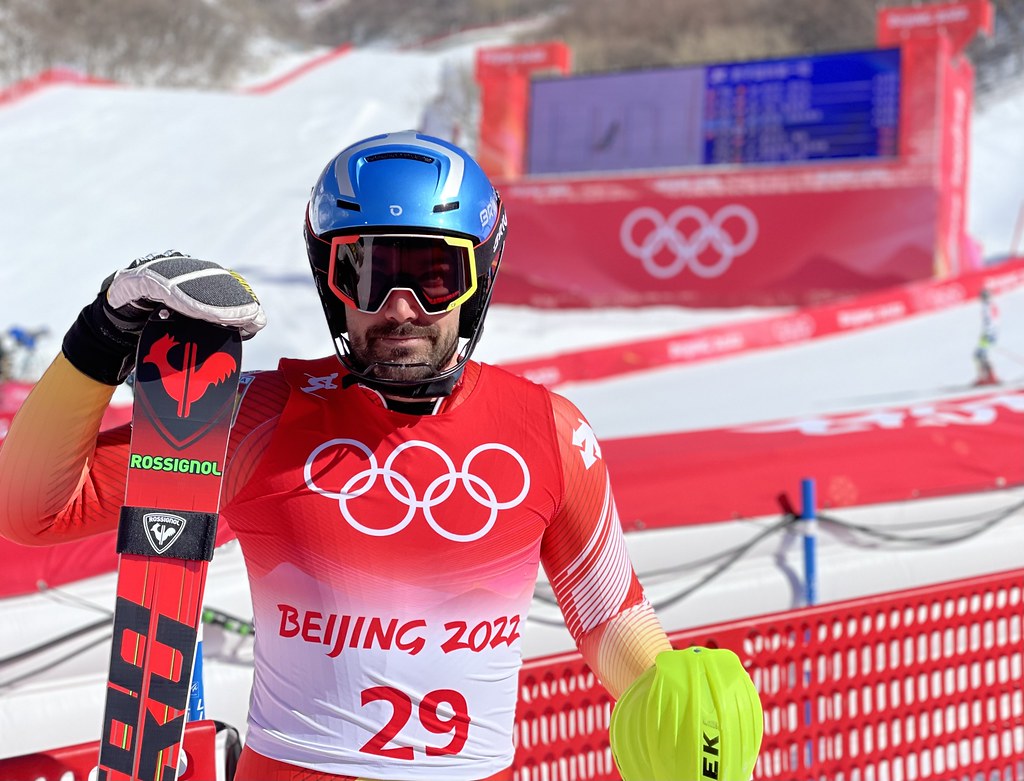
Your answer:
619;204;758;279
304;438;531;542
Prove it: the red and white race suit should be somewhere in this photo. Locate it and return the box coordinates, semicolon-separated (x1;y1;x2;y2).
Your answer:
0;355;671;780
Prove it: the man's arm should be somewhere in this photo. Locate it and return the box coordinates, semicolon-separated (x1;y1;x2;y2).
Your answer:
540;393;764;780
0;354;129;544
539;393;671;698
0;251;266;547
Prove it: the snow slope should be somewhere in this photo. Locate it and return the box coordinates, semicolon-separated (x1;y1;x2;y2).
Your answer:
0;34;1023;756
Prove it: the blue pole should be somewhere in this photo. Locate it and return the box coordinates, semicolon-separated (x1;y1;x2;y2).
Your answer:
188;625;205;721
801;478;818;607
800;477;818;765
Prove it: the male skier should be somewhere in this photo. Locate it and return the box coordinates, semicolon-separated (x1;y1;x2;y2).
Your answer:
0;131;761;780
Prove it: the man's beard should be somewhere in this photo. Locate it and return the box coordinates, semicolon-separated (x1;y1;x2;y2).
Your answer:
348;322;460;383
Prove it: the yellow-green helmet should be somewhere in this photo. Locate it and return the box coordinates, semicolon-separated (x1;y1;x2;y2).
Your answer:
610;647;764;781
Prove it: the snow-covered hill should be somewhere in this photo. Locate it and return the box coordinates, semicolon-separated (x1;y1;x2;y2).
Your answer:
1;30;1023;757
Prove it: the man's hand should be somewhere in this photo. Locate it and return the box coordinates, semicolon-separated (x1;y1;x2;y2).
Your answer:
609;646;763;781
62;251;266;385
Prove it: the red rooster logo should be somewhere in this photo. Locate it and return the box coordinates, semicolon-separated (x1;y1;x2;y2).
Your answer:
142;333;238;418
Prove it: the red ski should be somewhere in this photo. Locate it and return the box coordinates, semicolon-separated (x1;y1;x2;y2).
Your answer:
97;315;241;781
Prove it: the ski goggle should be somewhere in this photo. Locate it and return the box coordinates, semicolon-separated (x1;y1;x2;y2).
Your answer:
327;233;478;315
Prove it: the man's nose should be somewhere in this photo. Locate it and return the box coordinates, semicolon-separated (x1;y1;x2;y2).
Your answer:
381;289;423;322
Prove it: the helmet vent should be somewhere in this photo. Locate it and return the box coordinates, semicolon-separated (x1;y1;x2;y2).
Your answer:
432;201;459;213
335;198;361;211
366;151;435;164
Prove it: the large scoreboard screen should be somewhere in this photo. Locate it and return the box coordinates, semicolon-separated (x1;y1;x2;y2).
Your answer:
702;49;901;165
526;48;902;174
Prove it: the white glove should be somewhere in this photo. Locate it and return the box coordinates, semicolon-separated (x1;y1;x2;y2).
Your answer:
63;251;266;385
105;251;266;339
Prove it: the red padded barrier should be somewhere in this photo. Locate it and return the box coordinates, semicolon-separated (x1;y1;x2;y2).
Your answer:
514;568;1024;780
0;719;220;780
500;259;1024;389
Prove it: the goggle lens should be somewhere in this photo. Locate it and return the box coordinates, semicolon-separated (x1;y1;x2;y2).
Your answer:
328;234;477;315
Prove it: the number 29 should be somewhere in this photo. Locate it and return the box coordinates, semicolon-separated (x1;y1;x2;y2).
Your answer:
360;686;470;759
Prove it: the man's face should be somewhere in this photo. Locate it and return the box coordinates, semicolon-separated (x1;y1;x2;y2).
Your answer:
345;290;461;384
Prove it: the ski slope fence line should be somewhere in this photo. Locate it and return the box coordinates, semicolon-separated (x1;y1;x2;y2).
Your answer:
0;44;354;108
512;568;1024;780
0;67;117;108
501;259;1024;389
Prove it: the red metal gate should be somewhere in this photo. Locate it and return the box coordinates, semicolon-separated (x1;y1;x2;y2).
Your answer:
514;568;1024;780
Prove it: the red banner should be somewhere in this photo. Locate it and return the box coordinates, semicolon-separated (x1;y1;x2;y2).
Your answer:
500;259;1024;387
496;168;942;308
877;0;994;52
937;42;976;275
474;42;572;179
608;388;1024;530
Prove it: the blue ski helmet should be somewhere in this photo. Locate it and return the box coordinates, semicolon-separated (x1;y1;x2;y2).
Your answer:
305;130;507;345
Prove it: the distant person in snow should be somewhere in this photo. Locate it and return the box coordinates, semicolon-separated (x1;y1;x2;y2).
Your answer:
0;325;48;382
0;331;9;382
0;131;762;780
974;287;999;385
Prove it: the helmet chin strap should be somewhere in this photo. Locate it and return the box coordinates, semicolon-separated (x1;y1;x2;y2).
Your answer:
338;357;466;398
334;335;471;399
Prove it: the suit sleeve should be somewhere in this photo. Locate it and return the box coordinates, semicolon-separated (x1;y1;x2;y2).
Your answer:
539;392;672;699
0;354;286;547
0;354;128;545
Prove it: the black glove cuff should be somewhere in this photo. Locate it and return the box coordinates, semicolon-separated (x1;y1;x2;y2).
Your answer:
62;295;143;385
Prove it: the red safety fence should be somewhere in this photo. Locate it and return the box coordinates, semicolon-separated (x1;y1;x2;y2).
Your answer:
237;44;353;95
0;68;117;108
513;568;1024;780
0;45;354;108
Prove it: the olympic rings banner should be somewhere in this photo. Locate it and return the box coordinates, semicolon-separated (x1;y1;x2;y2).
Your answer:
494;174;939;308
